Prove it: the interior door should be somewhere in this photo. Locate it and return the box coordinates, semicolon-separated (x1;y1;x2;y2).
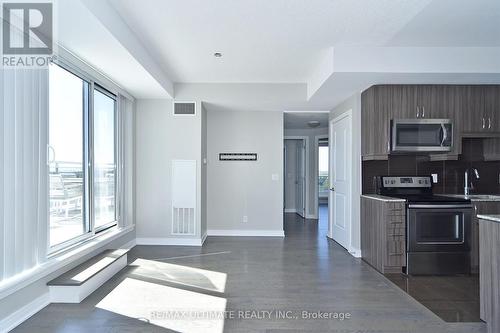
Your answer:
295;140;305;217
329;114;351;249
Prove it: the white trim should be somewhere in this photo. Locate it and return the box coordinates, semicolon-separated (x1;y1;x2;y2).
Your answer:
49;255;127;303
136;237;204;246
284;208;297;213
0;225;134;300
0;292;50;332
207;230;285;237
284;136;310;218
201;232;208;245
349;247;362;258
305;214;317;219
314;134;329;218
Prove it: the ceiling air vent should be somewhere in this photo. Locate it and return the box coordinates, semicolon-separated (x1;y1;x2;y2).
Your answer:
173;101;196;116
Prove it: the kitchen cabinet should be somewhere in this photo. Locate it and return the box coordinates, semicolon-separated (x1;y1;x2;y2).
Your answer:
471;201;500;273
361;196;406;274
361;85;463;160
479;217;500;333
463;85;500;135
361;86;394;160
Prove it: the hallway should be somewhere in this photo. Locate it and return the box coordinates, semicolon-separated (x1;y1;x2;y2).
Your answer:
15;213;485;333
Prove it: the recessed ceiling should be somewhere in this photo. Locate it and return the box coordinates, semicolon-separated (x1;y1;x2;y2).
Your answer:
109;0;436;83
284;112;329;130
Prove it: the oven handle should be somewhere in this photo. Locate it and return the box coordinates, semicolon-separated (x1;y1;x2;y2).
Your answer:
408;204;473;209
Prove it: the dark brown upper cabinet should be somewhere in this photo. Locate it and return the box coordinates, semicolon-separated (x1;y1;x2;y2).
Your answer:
463;85;500;135
361;85;490;160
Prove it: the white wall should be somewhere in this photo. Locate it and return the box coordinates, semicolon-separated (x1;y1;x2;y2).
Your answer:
135;99;204;244
206;109;284;236
284;140;298;212
330;93;362;257
284;127;328;218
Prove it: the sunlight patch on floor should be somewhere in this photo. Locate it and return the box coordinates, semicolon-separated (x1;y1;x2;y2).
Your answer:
96;277;227;333
129;258;227;293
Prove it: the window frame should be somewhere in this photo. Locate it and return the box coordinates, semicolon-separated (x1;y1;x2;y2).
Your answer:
92;84;118;234
47;59;119;255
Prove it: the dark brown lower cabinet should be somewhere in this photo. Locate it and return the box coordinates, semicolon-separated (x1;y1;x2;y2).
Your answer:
471;201;500;273
479;219;500;333
361;197;406;274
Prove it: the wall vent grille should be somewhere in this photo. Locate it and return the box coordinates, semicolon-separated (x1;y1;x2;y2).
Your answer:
173;101;196;116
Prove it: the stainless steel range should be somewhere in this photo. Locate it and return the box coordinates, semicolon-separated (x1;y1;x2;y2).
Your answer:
376;176;473;275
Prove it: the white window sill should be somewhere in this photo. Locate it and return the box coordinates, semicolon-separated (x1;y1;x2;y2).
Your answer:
0;225;135;300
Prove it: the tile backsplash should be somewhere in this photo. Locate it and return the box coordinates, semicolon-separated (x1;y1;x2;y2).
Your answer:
362;138;500;194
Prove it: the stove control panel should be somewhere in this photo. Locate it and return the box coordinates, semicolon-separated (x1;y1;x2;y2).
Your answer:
381;176;431;188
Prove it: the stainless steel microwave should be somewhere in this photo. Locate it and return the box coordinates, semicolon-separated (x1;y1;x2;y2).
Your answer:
391;119;453;152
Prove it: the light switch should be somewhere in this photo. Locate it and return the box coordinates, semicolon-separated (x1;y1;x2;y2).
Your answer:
272;174;279;181
431;173;438;183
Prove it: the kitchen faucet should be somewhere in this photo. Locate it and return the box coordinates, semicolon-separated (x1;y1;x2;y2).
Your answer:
464;168;480;196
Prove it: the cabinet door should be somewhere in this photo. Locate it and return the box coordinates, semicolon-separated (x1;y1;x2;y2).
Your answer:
484;86;500;132
400;85;418;118
417;85;443;118
374;86;396;155
463;86;486;132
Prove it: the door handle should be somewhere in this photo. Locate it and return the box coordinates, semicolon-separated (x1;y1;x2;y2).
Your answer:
330;187;335;191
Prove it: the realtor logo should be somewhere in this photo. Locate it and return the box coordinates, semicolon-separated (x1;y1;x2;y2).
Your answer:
2;2;53;54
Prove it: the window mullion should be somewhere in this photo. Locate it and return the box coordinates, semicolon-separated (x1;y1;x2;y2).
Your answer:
89;81;96;236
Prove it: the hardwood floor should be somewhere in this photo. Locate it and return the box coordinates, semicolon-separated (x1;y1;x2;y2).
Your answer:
13;207;486;332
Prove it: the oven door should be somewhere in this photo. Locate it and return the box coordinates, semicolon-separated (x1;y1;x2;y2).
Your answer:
392;119;453;152
407;204;472;252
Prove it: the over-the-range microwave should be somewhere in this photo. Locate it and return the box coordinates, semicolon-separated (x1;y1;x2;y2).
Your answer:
391;119;453;152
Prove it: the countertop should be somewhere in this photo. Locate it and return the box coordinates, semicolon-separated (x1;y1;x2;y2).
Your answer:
442;194;500;202
361;194;406;202
477;214;500;224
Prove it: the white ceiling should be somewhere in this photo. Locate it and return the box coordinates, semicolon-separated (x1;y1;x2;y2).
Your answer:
55;0;168;98
284;112;329;130
55;0;500;109
109;0;500;85
109;0;435;83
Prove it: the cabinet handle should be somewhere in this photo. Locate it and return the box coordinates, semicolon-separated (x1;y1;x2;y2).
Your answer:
416;106;419;118
422;106;425;118
482;117;486;129
488;117;492;129
387;140;390;152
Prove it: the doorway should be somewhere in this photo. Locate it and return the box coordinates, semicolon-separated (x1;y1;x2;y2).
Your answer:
315;135;329;234
284;138;306;217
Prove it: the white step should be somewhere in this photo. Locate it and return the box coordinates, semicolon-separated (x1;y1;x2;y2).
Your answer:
48;249;128;303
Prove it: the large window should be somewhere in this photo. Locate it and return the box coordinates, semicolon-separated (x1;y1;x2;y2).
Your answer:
49;63;117;250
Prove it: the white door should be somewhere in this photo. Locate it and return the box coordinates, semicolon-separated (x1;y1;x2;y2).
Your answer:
295;140;306;217
328;113;351;249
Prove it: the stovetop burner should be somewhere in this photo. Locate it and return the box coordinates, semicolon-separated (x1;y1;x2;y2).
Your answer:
375;176;471;204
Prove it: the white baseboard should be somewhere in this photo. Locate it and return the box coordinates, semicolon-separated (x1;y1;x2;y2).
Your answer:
349;247;362;258
284;209;296;213
0;292;50;332
136;237;204;246
207;230;285;237
49;255;127;303
305;214;317;219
